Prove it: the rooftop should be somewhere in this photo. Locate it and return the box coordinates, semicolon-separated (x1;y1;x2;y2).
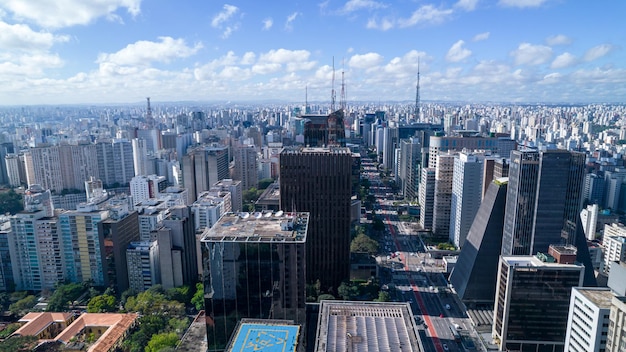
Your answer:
314;301;422;352
226;319;300;352
281;146;352;155
176;311;208;352
201;211;308;243
575;287;614;308
502;255;583;269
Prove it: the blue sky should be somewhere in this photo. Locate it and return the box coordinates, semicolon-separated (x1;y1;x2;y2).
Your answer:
1;0;624;105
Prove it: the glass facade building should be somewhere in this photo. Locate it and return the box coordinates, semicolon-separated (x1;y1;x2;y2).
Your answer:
493;256;584;352
201;211;309;351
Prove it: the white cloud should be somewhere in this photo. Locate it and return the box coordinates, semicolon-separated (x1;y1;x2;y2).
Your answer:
398;5;454;27
97;37;202;66
0;52;63;77
259;49;310;64
511;43;552;65
0;21;69;51
583;44;613;62
285;12;300;31
1;0;141;29
211;4;238;27
550;52;576;69
340;0;386;13
348;52;384;69
251;63;282;75
473;32;490;42
546;34;571;46
366;17;394;31
241;52;256;65
455;0;478;11
446;40;471;62
211;4;239;38
262;18;273;30
498;0;548;8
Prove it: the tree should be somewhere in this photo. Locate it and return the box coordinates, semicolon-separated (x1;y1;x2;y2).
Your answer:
374;291;391;302
146;332;179;352
258;178;274;190
125;290;185;316
166;285;191;303
87;294;116;313
9;295;37;316
191;283;204;311
0;189;23;215
337;282;360;300
317;294;335;302
350;233;378;254
0;335;38;351
47;283;85;311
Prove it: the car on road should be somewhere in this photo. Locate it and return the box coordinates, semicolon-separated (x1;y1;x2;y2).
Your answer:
442;343;449;351
445;304;451;310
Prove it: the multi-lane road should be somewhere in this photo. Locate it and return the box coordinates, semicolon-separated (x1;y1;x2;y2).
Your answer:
363;156;480;352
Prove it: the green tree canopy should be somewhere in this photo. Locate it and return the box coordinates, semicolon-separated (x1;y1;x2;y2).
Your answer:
87;294;117;313
0;189;23;215
337;282;360;300
258;178;274;190
191;283;204;311
350;233;378;254
317;294;335;302
47;283;86;312
374;291;391;302
0;335;38;351
124;290;185;316
9;295;37;316
146;332;179;352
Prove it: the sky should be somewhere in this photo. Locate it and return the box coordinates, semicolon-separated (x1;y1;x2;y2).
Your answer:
1;0;625;105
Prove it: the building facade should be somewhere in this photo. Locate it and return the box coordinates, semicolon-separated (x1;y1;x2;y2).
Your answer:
450;152;483;248
564;287;613;352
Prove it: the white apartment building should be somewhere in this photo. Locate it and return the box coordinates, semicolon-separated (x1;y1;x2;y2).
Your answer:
606;296;626;352
191;190;232;231
603;223;626;275
450;152;483;248
565;287;613;352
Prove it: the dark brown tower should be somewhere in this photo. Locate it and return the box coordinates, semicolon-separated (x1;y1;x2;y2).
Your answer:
279;147;354;291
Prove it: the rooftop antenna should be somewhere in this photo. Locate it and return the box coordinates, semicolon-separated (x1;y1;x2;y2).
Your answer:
415;57;420;122
331;57;336;112
340;59;346;111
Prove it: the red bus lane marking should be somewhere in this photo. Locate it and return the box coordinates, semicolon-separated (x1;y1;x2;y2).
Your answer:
386;216;444;352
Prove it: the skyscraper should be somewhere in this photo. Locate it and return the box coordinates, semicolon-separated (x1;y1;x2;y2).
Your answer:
132;138;149;177
502;149;586;256
493;255;584;352
450;152;483;248
201;211;309;351
279;147;353;290
234;145;258;191
564;287;613;352
398;137;421;201
433;153;455;239
182;145;229;203
418;167;435;230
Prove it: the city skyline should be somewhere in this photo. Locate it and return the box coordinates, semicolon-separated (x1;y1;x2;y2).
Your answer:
1;0;625;105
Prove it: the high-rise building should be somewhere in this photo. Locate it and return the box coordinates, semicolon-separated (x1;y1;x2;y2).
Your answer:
419;167;436;230
279;147;353;290
450;179;507;304
450;152;483;248
160;205;197;286
130;174;167;205
190;190;232;231
433;153;455;239
493;255;584;352
564;287;613;352
602;223;626;275
398;137;421;201
29;144;99;193
5;154;22;187
132;138;149;177
211;179;243;213
201;211;309;351
182;145;229;203
502;149;586;256
233;145;258;191
96;139;135;187
606;296;626;352
428;134;499;169
126;241;158;292
584;173;605;205
98;207;139;293
59;203;109;286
